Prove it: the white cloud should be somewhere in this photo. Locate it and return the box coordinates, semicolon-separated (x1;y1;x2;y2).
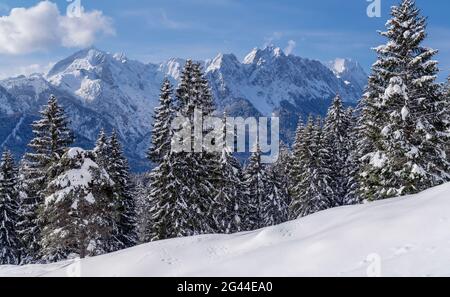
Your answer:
0;1;114;55
285;40;296;55
0;61;55;79
264;32;284;47
160;10;189;30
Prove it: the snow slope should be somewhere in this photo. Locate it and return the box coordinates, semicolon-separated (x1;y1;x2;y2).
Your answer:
2;183;450;277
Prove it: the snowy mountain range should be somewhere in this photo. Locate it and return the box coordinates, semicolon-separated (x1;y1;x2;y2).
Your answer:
0;46;367;171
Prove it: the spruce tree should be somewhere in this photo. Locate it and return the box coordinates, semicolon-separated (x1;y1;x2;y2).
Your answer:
157;60;217;236
357;69;387;200
273;143;292;209
261;165;290;227
289;116;332;218
210;117;244;234
357;0;449;200
93;129;109;169
193;62;215;116
40;148;115;262
288;121;305;215
323;95;352;206
147;61;221;240
444;77;450;161
107;131;138;250
133;173;152;243
92;130;138;250
342;108;361;205
146;153;182;241
148;79;175;164
147;145;215;240
175;60;196;112
243;145;266;230
0;150;22;265
19;95;73;263
191;62;220;227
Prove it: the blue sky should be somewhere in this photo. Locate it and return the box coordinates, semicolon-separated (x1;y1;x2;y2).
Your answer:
0;0;448;79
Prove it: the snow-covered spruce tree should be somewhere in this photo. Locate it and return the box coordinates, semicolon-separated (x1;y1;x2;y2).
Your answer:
323;95;353;206
93;130;138;250
106;131;138;250
356;69;387;201
177;61;219;235
93;129;110;169
174;59;196;112
191;61;222;207
40;148;115;262
210;117;244;234
262;164;290;227
289;116;332;219
357;0;449;200
145;153;182;241
445;77;450;160
259;142;291;227
147;61;218;240
193;62;215;116
147;78;175;164
288;120;305;217
0;150;22;265
146;146;217;240
273;142;293;209
133;173;153;243
18;95;73;263
342;108;361;205
376;77;445;197
242;145;266;230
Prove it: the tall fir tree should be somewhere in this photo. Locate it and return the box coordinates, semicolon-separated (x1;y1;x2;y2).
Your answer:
243;145;266;230
357;0;449;200
107;131;138;250
192;62;215;116
175;59;196;112
148;79;175;164
261;164;290;227
93;129;110;169
171;61;218;235
147;61;218;240
210;116;244;234
342;108;361;205
0;150;22;265
133;173;153;243
323;95;353;206
356;69;387;200
145;152;187;241
288;120;305;215
273;143;293;209
18;95;73;263
289;116;332;219
445;77;450;160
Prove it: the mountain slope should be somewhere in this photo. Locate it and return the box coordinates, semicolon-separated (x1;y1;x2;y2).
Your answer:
208;46;363;114
327;58;368;95
46;48;163;139
2;183;449;277
204;46;366;140
0;72;123;167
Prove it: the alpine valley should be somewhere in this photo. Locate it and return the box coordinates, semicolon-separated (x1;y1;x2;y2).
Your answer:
0;46;367;172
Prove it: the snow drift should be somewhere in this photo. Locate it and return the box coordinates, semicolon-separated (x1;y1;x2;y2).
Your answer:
1;183;450;277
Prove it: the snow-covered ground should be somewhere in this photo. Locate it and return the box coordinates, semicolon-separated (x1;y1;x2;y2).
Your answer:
2;183;450;277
